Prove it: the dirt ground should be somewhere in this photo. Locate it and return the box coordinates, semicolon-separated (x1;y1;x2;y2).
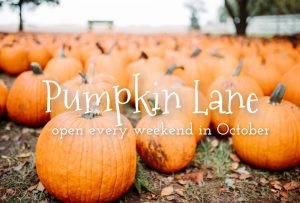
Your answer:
0;73;299;203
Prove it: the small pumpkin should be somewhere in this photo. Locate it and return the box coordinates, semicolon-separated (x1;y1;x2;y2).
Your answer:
232;83;300;170
0;44;29;75
0;80;8;118
136;98;196;173
28;39;51;68
44;48;83;83
281;65;300;106
36;110;136;202
50;68;117;118
6;63;55;126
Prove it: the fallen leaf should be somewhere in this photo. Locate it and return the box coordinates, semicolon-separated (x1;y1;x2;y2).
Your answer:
6;189;14;194
166;195;175;201
283;181;300;191
1;135;9;141
36;182;45;192
206;172;213;179
176;172;204;183
270;180;282;190
239;174;251;180
211;139;219;148
236;167;250;175
1;155;11;160
260;178;268;185
230;162;239;170
229;153;240;163
17;153;31;158
175;189;184;197
228;173;239;179
225;178;235;188
177;180;188;185
27;184;38;192
13;162;26;171
280;191;288;198
161;186;174;196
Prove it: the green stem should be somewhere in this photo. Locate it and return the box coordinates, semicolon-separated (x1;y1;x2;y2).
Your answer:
269;83;286;105
147;98;163;116
31;62;43;75
166;64;184;75
232;58;244;77
59;48;66;58
191;48;202;58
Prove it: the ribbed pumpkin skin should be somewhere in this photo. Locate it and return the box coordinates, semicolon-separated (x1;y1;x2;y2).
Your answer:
0;80;8;118
6;70;54;127
208;76;264;134
36;111;136;203
136;113;196;173
44;57;83;83
281;66;300;106
233;97;300;170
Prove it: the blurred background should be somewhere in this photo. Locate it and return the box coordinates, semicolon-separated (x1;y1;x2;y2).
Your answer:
0;0;300;35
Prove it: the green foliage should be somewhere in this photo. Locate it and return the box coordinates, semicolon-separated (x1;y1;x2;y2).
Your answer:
185;0;206;30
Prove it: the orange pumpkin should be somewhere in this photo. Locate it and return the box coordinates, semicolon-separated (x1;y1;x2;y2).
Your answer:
136;98;196;173
50;70;117;118
281;65;300;106
208;60;264;134
36;110;136;202
0;44;29;75
6;63;54;127
232;83;300;170
44;49;83;83
28;39;51;68
0;80;8;118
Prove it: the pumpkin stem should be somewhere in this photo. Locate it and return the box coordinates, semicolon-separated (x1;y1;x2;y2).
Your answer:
81;103;102;119
31;62;43;75
232;58;244;77
210;52;224;58
147;98;163;116
87;63;96;76
59;48;66;58
269;83;286;105
79;72;92;84
191;48;202;58
139;51;148;60
166;64;184;75
96;42;105;54
107;42;117;55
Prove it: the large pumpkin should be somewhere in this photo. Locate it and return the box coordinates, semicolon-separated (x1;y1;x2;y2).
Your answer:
6;63;54;127
44;49;83;83
0;44;29;75
36;110;136;202
232;83;300;170
0;80;8;118
136;98;196;173
208;60;264;134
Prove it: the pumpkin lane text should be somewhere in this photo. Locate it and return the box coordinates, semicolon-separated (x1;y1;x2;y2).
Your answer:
43;74;259;127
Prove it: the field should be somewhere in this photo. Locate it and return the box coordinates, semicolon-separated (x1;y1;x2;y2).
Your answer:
0;32;300;203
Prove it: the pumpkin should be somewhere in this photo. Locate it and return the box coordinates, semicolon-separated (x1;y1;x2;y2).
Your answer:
50;69;117;118
208;60;264;134
0;80;8;118
127;52;167;103
28;39;51;68
0;44;29;75
232;83;300;170
6;63;54;127
44;49;83;83
36;110;136;202
281;65;300;106
136;98;196;173
246;64;281;96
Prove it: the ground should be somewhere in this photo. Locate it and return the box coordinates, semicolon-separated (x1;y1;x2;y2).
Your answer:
0;73;299;203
